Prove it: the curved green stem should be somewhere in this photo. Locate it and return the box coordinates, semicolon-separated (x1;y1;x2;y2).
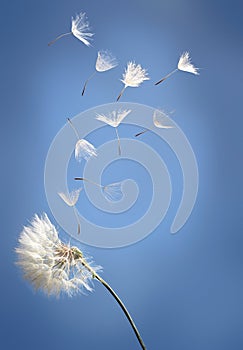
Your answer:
79;256;146;350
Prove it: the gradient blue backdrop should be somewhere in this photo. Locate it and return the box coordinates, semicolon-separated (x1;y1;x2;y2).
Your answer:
1;0;242;349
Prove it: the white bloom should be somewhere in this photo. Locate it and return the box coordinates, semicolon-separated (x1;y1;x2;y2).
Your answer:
153;110;173;129
58;188;82;206
16;214;102;297
177;52;199;75
102;182;123;202
71;12;94;47
48;12;93;47
117;62;149;101
95;50;118;72
75;139;97;162
96;109;131;128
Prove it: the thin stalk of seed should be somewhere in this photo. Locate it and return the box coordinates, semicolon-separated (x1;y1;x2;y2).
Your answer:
116;86;126;101
115;127;121;155
73;206;81;235
77;253;146;350
75;177;102;188
48;32;72;46
67;118;79;140
82;71;97;96
155;68;178;85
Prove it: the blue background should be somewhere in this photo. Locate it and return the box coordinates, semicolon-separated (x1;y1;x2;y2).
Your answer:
1;0;242;349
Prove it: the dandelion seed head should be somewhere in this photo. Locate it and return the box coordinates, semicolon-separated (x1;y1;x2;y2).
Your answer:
71;12;94;47
96;109;131;128
177;52;199;75
153;110;173;129
102;182;124;202
75;139;97;162
121;62;150;88
58;188;82;207
95;50;118;72
16;214;102;297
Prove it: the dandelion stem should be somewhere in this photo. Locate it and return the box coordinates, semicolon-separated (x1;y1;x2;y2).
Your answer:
155;68;178;85
67;118;80;140
79;256;146;350
48;32;72;46
82;71;97;96
115;127;121;156
135;129;148;137
116;86;126;101
74;177;102;188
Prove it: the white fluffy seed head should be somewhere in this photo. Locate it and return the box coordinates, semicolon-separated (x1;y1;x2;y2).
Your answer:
102;182;124;202
177;52;199;75
95;50;118;72
16;214;102;297
96;109;131;128
58;188;82;206
71;12;94;47
75;139;97;162
121;62;150;87
153;110;173;129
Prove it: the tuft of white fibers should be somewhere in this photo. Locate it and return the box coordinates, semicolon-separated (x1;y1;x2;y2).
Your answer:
75;139;97;162
102;182;124;202
117;62;149;101
177;52;199;75
15;214;102;297
58;188;82;207
96;109;131;128
153;110;174;129
122;62;150;87
71;12;94;47
95;50;118;72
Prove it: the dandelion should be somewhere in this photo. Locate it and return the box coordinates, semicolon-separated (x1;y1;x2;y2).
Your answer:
155;51;199;85
135;109;173;137
67;118;97;161
96;109;131;155
48;12;93;47
117;62;149;101
58;188;82;234
16;214;147;350
82;50;118;96
75;177;123;202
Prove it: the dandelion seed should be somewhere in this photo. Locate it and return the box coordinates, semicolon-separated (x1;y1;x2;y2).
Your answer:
48;12;93;47
74;177;123;202
67;118;97;161
96;109;131;155
58;188;82;234
117;62;149;101
16;214;146;349
135;110;173;137
155;51;199;85
82;50;118;96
